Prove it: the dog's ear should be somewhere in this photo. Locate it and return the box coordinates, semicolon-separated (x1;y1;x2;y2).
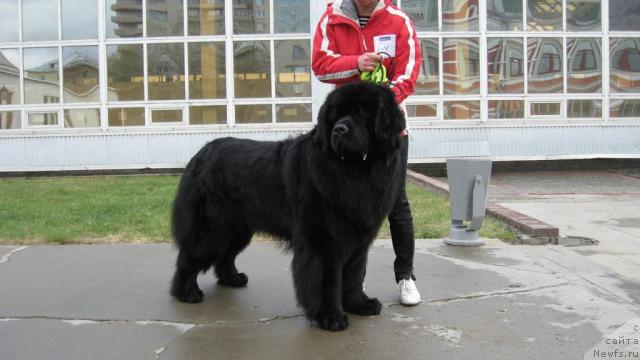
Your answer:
373;86;405;154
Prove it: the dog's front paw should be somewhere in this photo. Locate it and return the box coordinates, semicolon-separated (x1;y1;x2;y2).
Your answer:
316;311;349;331
217;272;248;287
171;286;204;304
344;297;382;316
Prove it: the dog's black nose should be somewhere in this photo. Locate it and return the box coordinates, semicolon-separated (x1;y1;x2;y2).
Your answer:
333;123;349;135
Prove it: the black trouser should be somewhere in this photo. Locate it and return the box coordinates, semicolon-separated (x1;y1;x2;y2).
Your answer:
389;135;416;283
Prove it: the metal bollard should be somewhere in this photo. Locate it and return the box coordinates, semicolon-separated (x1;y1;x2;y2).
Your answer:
444;159;492;246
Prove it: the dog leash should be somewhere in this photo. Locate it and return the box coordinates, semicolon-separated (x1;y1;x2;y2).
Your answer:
360;52;394;86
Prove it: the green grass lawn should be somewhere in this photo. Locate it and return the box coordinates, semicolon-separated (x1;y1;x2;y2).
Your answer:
0;175;516;244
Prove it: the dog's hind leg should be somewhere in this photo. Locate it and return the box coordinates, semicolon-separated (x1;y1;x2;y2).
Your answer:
171;248;207;303
215;230;252;287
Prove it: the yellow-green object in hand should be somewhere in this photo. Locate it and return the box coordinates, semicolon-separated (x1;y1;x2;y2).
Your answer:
360;62;388;85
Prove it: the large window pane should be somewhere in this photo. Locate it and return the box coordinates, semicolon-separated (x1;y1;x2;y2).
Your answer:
236;104;271;124
108;107;145;126
0;0;19;42
63;46;100;103
189;42;226;99
28;112;59;126
106;0;143;38
24;48;60;105
567;38;601;93
443;38;479;95
442;0;478;31
275;40;311;98
147;0;183;37
0;111;20;130
62;0;98;40
415;38;439;95
567;99;601;118
488;38;524;94
188;0;224;36
234;41;271;98
527;0;562;31
488;100;525;119
610;38;640;93
190;105;226;125
64;109;101;127
148;43;185;101
444;101;481;120
609;0;640;32
234;0;270;34
610;99;640;118
276;103;312;123
107;44;144;101
274;0;309;33
0;49;20;105
528;38;563;94
567;0;601;32
487;0;523;31
23;0;59;41
401;0;438;32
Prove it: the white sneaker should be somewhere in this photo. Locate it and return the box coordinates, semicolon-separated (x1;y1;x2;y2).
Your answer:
398;279;421;306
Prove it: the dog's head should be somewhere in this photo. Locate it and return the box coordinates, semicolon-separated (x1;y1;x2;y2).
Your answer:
313;82;405;161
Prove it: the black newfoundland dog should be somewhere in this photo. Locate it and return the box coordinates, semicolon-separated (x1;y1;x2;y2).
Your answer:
170;82;405;331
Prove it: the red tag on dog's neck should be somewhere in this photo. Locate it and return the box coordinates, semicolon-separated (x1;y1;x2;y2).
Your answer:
400;129;409;137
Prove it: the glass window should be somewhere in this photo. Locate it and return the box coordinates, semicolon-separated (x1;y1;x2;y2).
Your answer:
415;38;439;95
148;43;185;101
276;103;312;123
107;44;144;102
609;0;640;32
151;109;182;123
108;107;145;126
62;0;98;40
190;105;226;125
487;0;523;31
189;42;226;100
442;0;478;32
527;0;562;31
530;102;561;116
0;0;19;42
234;41;271;98
407;103;437;118
106;0;143;38
275;40;311;98
147;0;183;37
488;100;525;119
24;48;60;105
567;38;601;93
63;46;100;103
528;38;563;94
443;38;480;95
567;99;601;118
0;111;20;129
488;38;524;94
28;112;59;126
401;0;438;32
234;0;270;34
64;109;100;128
610;38;640;93
444;101;481;120
236;104;272;124
610;99;640;118
0;49;20;105
274;0;309;33
23;0;59;41
567;0;601;32
188;0;225;36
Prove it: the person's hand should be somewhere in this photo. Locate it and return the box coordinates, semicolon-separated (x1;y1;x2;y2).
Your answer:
357;52;382;72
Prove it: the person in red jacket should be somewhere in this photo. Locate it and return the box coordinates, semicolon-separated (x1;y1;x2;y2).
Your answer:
312;0;422;306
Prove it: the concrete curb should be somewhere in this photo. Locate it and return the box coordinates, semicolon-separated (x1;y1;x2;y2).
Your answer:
406;170;560;240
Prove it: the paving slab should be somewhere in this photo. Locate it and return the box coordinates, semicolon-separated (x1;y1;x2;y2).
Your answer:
1;240;639;359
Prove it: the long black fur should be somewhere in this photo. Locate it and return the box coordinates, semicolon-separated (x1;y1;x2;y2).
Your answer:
170;82;406;331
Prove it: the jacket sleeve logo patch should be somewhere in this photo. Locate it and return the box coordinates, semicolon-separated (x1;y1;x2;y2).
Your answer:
374;34;396;57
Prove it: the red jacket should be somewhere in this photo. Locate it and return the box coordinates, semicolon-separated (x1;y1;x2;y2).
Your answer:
312;0;422;104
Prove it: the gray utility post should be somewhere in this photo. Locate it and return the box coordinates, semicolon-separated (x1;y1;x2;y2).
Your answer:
444;158;492;246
